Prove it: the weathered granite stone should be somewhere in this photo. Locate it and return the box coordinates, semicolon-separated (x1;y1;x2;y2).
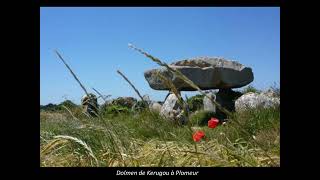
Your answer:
144;57;254;91
215;89;243;119
149;102;162;113
81;93;99;117
111;97;137;108
160;93;187;124
203;92;216;113
235;91;280;111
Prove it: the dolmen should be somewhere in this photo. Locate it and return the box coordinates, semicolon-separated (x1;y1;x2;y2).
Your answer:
143;57;254;123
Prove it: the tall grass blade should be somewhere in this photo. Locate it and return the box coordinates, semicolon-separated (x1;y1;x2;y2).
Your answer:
54;50;89;97
54;135;99;166
117;70;147;106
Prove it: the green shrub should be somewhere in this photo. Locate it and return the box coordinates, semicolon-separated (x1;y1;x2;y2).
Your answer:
186;94;205;112
242;85;261;94
40;100;79;112
188;110;216;126
60;100;78;109
104;104;131;115
131;100;148;112
40;103;63;111
110;97;137;109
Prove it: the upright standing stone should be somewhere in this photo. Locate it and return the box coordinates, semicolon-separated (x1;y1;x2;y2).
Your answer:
203;92;216;113
160;92;187;124
81;93;99;117
142;94;151;104
215;89;243;119
216;89;242;111
150;102;162;112
160;93;180;119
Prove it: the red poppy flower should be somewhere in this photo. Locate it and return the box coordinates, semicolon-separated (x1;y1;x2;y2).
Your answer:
208;117;219;129
193;130;205;142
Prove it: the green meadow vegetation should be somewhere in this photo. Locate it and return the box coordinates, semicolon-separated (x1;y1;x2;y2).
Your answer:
40;89;280;167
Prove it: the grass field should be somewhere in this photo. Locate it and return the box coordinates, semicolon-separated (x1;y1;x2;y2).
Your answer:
40;102;280;167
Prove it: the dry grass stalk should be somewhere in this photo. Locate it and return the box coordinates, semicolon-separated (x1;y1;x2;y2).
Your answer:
54;50;89;97
117;70;147;105
41;138;68;156
61;105;78;120
92;87;111;103
54;135;99;166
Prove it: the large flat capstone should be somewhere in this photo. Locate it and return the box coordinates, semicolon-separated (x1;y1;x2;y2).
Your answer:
144;57;254;91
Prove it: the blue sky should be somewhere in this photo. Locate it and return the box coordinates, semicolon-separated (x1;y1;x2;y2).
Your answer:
40;7;280;105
